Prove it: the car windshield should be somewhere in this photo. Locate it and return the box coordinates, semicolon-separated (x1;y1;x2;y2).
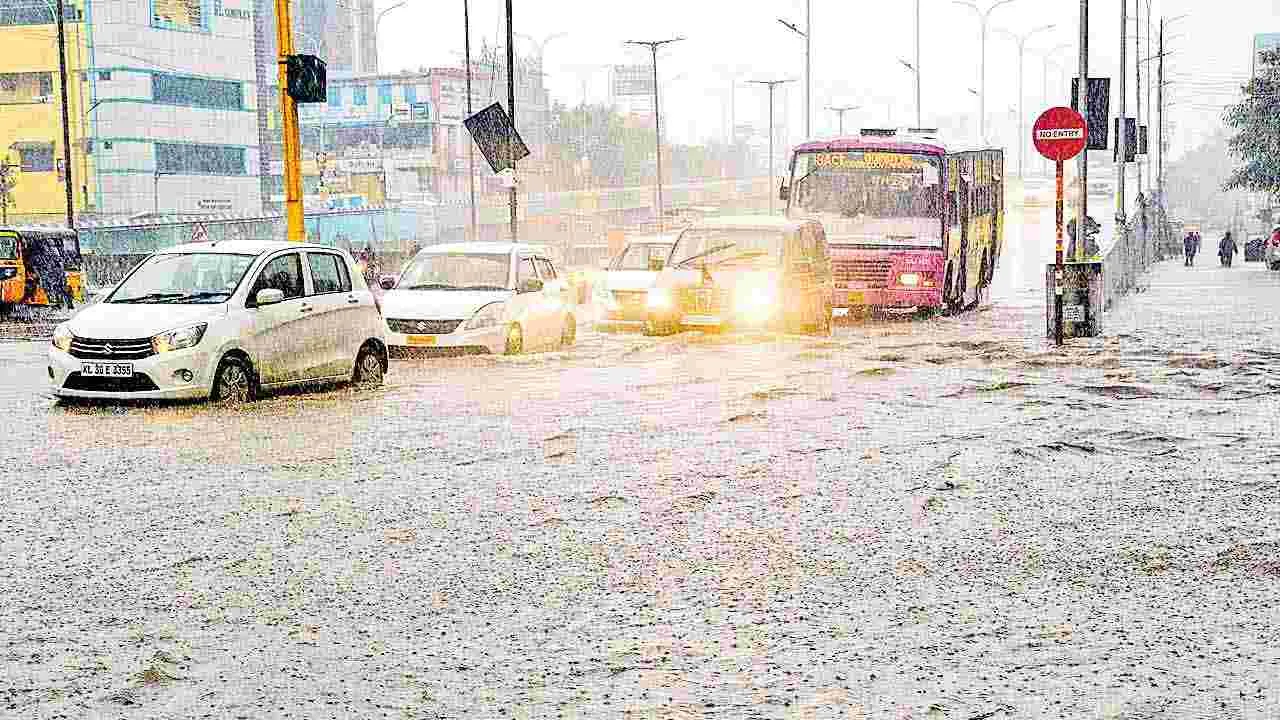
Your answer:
108;253;255;304
399;253;510;290
0;233;16;260
671;229;784;267
613;243;673;270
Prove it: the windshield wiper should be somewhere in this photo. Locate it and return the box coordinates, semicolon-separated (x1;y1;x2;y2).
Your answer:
405;283;457;290
675;243;737;268
454;284;509;291
710;249;772;266
111;292;186;304
153;291;232;303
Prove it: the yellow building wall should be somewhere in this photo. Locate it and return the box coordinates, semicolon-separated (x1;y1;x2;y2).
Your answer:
0;17;93;223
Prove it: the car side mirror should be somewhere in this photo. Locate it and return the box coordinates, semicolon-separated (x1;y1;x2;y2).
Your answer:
255;288;285;306
379;274;397;290
779;183;790;202
647;257;665;272
519;277;544;294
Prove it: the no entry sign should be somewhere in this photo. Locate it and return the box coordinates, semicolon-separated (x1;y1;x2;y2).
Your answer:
1033;107;1088;162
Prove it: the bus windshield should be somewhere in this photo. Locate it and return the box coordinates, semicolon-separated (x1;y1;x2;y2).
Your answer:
789;150;943;247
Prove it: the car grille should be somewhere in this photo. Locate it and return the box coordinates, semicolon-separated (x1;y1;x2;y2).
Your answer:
62;372;159;393
677;287;730;314
834;259;892;288
68;336;155;360
387;318;463;335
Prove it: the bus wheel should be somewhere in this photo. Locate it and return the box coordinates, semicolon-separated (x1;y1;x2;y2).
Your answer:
942;264;961;316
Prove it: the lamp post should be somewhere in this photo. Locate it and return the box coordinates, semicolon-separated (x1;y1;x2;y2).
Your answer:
1040;42;1072;176
777;5;811;139
747;78;795;215
897;58;920;126
995;23;1057;179
624;37;685;233
373;1;408;73
827;105;861;135
951;0;1020;142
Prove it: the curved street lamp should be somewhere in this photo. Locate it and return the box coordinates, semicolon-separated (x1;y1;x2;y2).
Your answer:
950;0;1020;142
374;1;409;73
994;23;1057;179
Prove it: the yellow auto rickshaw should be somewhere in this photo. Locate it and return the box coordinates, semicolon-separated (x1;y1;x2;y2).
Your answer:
0;227;85;317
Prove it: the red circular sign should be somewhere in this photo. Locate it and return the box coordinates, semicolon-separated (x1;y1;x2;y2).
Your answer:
1032;107;1088;162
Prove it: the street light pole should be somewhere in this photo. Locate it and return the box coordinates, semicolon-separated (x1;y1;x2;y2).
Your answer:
952;0;1020;142
1116;0;1127;225
625;37;685;234
995;24;1056;180
748;79;795;215
915;0;922;129
373;1;408;73
827;105;860;135
1076;0;1088;262
776;13;810;138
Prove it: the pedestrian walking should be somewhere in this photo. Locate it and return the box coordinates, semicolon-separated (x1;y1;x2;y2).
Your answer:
1218;231;1238;268
1183;232;1196;267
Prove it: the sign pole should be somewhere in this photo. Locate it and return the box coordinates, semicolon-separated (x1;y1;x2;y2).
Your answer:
505;0;517;243
1055;159;1065;346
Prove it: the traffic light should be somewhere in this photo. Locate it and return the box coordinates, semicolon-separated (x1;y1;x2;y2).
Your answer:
286;54;327;104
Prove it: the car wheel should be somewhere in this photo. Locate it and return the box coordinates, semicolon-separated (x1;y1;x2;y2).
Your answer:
211;355;255;405
1271;262;1280;271
561;314;577;347
353;343;385;388
504;323;524;355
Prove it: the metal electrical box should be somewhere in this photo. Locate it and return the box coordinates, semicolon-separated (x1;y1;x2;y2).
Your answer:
1046;261;1103;339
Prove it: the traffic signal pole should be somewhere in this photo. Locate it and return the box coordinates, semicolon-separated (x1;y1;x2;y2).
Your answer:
275;0;305;242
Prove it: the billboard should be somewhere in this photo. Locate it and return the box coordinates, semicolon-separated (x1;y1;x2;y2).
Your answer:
613;64;655;97
1254;33;1280;78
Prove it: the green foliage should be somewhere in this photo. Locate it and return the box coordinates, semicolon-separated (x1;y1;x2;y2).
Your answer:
1224;48;1280;196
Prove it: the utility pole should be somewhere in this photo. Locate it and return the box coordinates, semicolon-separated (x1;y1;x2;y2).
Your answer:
827;105;860;135
1076;0;1088;263
777;13;810;138
624;37;684;234
1134;0;1142;199
1157;18;1164;211
1116;0;1127;227
748;79;795;215
275;0;304;242
996;24;1056;180
915;0;922;129
463;0;478;240
952;0;1021;142
54;0;74;229
505;0;516;242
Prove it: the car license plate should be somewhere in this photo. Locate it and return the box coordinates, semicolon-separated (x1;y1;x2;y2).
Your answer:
847;291;865;305
406;335;437;346
81;362;133;377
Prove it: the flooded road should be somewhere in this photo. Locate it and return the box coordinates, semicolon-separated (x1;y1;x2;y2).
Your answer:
4;206;1280;719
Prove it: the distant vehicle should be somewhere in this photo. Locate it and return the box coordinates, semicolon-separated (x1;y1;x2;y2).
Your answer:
1245;235;1266;262
644;216;833;336
0;226;85;317
1023;178;1054;208
782;129;1005;314
48;241;386;403
1266;227;1280;270
380;242;576;355
593;235;676;331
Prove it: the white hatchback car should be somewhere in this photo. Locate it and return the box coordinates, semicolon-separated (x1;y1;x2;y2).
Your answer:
380;242;576;355
48;240;387;403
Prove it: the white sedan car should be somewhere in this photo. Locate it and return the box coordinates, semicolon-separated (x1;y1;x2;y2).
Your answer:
380;242;576;355
48;240;387;403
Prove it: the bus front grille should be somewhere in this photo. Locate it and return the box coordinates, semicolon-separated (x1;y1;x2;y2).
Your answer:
833;260;892;288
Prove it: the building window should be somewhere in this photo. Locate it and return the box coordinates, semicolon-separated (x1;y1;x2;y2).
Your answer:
99;71;112;81
353;85;367;106
0;72;53;103
155;143;246;175
378;83;392;105
153;73;241;110
18;143;55;172
328;86;342;108
403;85;416;104
0;4;80;26
152;0;206;31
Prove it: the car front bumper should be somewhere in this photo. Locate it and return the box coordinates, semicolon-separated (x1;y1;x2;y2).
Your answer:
48;345;217;400
387;324;506;355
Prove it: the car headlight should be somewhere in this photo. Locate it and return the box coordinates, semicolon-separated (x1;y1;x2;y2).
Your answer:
52;323;73;352
646;288;673;310
463;302;506;331
897;272;920;287
734;284;779;321
151;322;207;353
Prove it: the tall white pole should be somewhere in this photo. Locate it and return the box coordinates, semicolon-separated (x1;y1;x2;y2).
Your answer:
1076;0;1088;262
805;0;811;138
915;0;922;128
1116;0;1127;225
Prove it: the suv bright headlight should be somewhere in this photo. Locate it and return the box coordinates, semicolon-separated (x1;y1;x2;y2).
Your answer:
646;288;673;310
734;284;779;321
52;323;72;352
463;302;506;331
152;323;207;354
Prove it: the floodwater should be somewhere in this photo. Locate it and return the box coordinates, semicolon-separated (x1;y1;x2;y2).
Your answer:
3;202;1280;719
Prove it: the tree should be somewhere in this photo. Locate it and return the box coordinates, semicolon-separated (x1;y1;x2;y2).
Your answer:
1224;48;1280;198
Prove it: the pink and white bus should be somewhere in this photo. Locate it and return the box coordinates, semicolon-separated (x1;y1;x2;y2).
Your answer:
783;130;1005;314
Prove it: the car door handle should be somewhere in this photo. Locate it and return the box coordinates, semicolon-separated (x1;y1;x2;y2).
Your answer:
300;305;313;313
347;297;360;304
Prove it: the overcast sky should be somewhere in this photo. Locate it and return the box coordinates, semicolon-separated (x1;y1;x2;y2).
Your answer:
378;0;1277;157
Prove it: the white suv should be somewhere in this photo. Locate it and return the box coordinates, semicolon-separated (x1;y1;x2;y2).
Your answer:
48;240;387;403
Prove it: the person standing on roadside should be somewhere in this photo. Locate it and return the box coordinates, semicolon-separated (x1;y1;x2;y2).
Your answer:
1183;232;1196;267
1219;231;1238;268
